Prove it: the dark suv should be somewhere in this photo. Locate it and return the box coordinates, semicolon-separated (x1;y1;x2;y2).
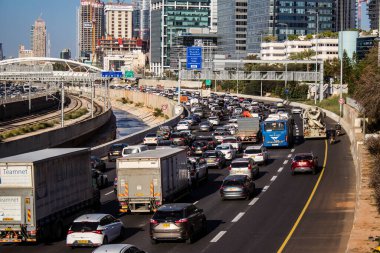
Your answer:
150;203;207;244
108;143;128;162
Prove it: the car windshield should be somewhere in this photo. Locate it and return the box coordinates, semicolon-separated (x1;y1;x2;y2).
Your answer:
294;155;313;161
245;149;262;154
223;180;244;186
146;133;156;137
231;162;249;168
223;139;237;143
216;146;230;150
110;145;124;151
153;210;184;221
123;148;139;155
71;222;99;232
264;121;285;131
193;141;206;147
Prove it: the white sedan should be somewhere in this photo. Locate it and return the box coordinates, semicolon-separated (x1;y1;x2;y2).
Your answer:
66;214;124;247
243;145;269;165
291;107;303;114
176;121;190;131
215;144;236;160
209;116;220;126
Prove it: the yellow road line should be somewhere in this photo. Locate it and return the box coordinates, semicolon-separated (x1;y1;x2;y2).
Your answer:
277;140;328;253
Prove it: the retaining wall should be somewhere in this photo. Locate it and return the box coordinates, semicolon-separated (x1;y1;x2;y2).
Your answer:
0;108;113;158
91;91;184;157
139;79;202;89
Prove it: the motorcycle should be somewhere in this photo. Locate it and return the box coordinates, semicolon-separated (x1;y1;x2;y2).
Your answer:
335;124;342;136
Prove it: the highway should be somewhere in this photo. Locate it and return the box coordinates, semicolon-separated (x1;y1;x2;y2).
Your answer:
0;106;355;253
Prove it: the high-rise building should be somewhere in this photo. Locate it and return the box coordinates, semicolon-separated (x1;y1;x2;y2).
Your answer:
247;0;336;54
60;48;71;59
18;45;34;58
31;17;46;57
78;0;104;59
105;2;134;39
210;0;218;33
368;0;379;30
150;0;211;76
0;43;3;60
132;0;150;41
218;0;248;58
336;0;357;30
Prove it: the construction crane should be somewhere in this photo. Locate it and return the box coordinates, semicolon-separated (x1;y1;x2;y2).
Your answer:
358;0;370;29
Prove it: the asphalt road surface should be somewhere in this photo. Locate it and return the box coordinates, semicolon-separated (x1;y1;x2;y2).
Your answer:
0;109;355;253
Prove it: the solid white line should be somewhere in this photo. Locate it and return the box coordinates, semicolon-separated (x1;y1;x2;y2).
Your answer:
231;212;245;223
262;185;270;192
193;201;199;205
249;197;259;206
283;160;289;165
291;149;295;152
287;154;292;158
104;191;114;196
270;176;277;182
210;231;227;242
278;167;284;173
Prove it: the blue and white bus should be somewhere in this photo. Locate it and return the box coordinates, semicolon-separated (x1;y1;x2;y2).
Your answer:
261;114;293;148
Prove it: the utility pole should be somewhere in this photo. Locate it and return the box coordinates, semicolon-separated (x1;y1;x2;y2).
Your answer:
91;80;94;118
178;56;181;105
28;81;32;113
61;82;64;128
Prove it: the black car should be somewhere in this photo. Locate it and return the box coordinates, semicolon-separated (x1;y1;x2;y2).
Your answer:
220;175;255;200
191;141;208;155
195;136;217;149
91;155;106;172
150;203;207;244
108;143;128;162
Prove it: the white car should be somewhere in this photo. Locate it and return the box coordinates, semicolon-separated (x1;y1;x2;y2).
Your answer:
291;107;302;114
215;144;236;160
143;133;159;145
209;116;220;126
221;136;242;151
176;121;190;131
66;214;124;247
224;124;237;135
243;145;269;165
93;244;145;253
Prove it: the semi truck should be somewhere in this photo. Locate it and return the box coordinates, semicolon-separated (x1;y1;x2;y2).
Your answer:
303;106;327;139
0;148;100;243
117;148;190;213
236;117;261;143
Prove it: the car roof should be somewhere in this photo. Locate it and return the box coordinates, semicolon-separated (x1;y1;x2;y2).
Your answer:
224;174;247;181
123;144;147;149
232;158;251;163
92;244;137;253
73;213;109;222
158;203;192;212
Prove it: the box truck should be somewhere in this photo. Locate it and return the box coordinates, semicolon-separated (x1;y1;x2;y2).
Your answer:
117;148;190;213
0;148;100;243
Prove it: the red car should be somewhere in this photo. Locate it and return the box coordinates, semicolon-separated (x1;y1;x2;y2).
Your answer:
291;153;318;175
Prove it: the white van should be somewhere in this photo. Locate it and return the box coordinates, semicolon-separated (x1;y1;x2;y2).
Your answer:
121;145;148;157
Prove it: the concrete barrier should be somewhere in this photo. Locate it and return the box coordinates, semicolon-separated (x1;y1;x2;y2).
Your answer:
0;108;113;158
139;79;202;89
91;91;184;158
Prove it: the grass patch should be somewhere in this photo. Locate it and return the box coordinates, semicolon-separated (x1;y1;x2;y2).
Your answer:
298;94;348;116
0;120;57;141
153;108;164;117
164;115;169;120
64;108;88;120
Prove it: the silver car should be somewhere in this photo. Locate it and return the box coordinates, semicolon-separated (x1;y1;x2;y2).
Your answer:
92;244;146;253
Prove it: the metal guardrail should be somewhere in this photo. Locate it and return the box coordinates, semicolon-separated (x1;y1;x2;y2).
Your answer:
0;89;59;105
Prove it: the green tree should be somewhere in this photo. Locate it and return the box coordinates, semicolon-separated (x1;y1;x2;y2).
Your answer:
263;35;277;42
287;34;299;41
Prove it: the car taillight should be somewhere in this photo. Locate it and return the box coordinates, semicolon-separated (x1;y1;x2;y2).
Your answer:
257;153;263;157
150;219;158;224
286;136;288;142
67;230;74;235
93;230;103;234
175;218;188;224
248;164;252;170
228;165;232;170
220;186;225;190
192;147;195;150
28;230;37;235
216;158;220;162
202;146;207;150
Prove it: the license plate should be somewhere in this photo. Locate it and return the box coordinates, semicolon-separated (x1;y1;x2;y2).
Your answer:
4;228;13;231
163;223;170;228
77;240;89;244
113;152;119;155
299;162;308;166
207;159;214;163
226;187;238;191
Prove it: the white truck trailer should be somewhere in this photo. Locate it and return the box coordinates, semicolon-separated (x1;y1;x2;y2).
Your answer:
117;148;189;213
303;106;327;139
0;148;100;243
236;117;261;143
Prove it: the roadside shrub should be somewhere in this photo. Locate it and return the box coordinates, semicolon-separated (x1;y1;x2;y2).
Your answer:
153;108;164;117
164;115;169;120
135;102;144;107
367;137;380;156
367;137;380;212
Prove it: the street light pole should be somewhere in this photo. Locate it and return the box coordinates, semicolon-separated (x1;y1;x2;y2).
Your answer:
178;56;181;105
278;23;288;100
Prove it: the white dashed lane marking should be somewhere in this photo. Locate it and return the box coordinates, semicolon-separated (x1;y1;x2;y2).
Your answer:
278;167;284;172
104;191;114;196
270;176;277;182
193;201;199;205
231;212;245;223
287;154;292;158
210;231;227;242
262;185;270;192
291;149;295;152
283;160;289;165
249;197;259;206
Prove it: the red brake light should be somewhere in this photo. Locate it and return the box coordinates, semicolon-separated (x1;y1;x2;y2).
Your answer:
150;219;158;224
248;164;252;170
67;230;74;235
93;230;103;234
257;153;263;157
175;218;188;224
228;165;232;170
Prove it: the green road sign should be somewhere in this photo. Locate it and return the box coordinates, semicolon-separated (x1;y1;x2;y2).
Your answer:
125;71;134;78
205;79;211;86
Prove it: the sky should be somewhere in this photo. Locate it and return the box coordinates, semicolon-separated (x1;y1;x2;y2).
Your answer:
0;0;371;59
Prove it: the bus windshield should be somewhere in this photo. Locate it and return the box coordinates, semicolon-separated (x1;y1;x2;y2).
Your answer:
264;121;285;131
